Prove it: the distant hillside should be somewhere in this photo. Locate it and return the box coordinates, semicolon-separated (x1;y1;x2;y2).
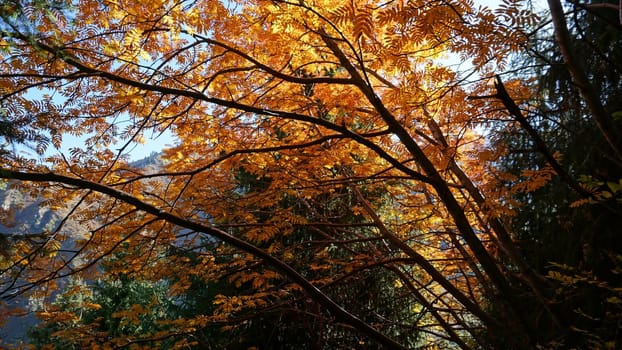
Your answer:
0;184;65;346
129;151;164;170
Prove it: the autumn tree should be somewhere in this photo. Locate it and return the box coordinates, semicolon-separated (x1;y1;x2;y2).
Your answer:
1;0;618;348
170;167;421;349
32;168;421;349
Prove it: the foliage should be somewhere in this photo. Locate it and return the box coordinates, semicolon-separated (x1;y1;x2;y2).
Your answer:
27;264;178;349
0;0;619;349
489;0;622;347
174;173;421;349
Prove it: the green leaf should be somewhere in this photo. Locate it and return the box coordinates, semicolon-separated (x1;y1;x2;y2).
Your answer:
606;180;622;194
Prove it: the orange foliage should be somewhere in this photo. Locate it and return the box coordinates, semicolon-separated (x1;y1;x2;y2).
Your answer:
0;0;549;348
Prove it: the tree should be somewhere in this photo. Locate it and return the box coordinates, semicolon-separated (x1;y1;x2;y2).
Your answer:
28;273;178;349
24;166;419;349
172;168;421;349
0;0;617;348
490;0;622;347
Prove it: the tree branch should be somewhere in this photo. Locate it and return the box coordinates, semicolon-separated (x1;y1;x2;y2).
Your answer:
0;168;408;350
547;0;622;160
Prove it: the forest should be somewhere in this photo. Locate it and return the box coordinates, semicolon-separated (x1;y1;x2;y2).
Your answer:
0;0;621;349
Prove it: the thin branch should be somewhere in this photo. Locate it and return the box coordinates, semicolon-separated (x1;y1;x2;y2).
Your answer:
0;167;408;350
